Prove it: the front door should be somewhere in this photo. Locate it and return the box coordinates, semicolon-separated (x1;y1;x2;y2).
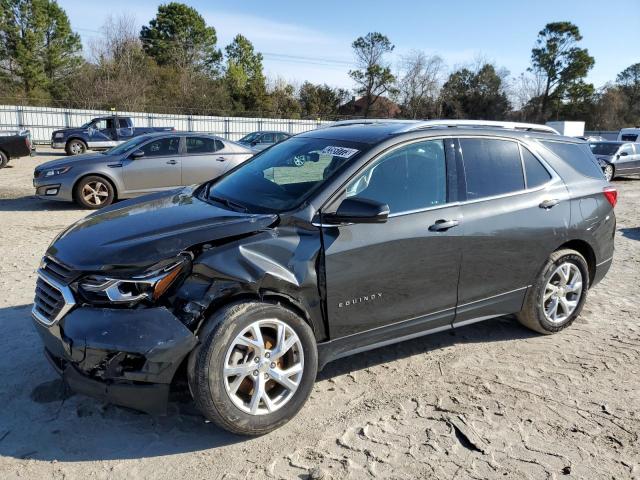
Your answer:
322;138;463;341
122;136;182;194
89;118;117;149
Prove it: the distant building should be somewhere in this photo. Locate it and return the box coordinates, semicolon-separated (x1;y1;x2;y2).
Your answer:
339;96;401;118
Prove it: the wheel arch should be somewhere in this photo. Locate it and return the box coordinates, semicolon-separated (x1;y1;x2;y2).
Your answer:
556;239;596;284
197;291;320;341
66;136;88;147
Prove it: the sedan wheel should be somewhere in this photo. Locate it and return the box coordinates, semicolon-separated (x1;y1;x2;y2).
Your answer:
603;164;614;182
74;175;115;209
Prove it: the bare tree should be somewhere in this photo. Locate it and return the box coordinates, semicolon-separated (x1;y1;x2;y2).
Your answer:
509;71;545;113
395;50;444;118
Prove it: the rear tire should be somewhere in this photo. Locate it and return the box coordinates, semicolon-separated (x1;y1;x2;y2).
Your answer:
189;301;317;436
74;175;115;209
517;249;589;334
603;164;614;182
66;139;87;156
0;150;7;168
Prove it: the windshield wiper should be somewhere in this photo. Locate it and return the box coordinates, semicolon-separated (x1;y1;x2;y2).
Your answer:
209;195;249;212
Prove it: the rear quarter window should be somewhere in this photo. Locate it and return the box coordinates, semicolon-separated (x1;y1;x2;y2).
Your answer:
540;141;604;179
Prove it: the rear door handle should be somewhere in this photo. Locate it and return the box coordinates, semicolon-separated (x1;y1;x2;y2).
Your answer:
166;159;177;165
429;219;460;232
216;156;226;162
539;199;559;209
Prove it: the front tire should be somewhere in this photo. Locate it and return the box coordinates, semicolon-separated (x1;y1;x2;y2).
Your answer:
189;301;318;436
74;175;115;209
66;139;87;156
517;249;589;334
0;150;7;168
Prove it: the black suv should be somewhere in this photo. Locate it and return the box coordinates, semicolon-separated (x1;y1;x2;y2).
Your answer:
32;120;616;435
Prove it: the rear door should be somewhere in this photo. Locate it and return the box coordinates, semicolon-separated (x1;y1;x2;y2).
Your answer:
454;137;570;325
322;138;463;340
182;136;227;184
121;136;182;193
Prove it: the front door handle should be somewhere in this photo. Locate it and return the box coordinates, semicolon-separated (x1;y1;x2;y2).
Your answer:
216;156;226;162
166;159;177;165
539;199;559;209
429;219;460;232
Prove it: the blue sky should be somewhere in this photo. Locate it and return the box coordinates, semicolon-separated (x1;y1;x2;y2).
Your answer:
58;0;639;90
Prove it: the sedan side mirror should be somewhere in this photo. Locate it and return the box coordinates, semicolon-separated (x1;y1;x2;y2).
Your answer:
619;151;628;157
130;149;145;159
323;197;389;225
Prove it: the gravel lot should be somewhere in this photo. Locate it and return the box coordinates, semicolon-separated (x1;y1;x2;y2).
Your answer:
0;148;638;480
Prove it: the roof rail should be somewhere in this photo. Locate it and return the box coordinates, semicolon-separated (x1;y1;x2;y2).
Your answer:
322;118;560;135
397;120;560;135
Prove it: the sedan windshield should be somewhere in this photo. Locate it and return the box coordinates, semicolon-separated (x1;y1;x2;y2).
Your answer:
239;132;261;143
207;137;369;213
103;136;151;156
589;143;622;156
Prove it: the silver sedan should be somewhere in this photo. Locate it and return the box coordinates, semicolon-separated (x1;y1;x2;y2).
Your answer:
33;132;255;208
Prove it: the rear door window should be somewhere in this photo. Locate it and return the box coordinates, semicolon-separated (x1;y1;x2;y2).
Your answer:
459;138;524;200
186;136;222;154
261;133;275;143
540;141;603;179
521;146;552;188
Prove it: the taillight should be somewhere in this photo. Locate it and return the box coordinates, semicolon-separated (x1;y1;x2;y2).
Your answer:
603;186;617;208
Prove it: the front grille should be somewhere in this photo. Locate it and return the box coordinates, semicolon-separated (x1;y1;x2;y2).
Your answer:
42;256;75;283
32;270;76;326
34;277;65;324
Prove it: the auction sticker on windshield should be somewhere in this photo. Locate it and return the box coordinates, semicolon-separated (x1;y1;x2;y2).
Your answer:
320;146;360;158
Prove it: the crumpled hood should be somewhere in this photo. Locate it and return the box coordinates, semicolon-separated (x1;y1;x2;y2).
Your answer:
35;152;112;172
46;187;278;271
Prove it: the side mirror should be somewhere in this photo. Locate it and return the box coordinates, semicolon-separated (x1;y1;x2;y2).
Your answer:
130;149;145;159
323;197;389;225
619;151;628;157
251;140;258;146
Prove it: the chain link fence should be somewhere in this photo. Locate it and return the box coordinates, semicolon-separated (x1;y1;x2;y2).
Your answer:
0;105;332;144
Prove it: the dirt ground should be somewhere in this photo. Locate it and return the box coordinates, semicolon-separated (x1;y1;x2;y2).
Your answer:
0;148;638;480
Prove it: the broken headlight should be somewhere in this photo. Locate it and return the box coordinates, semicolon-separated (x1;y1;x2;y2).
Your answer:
78;258;187;304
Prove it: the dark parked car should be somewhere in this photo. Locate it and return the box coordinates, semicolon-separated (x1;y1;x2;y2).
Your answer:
51;116;174;156
589;141;640;181
34;132;254;209
32;120;616;435
238;131;290;151
0;129;33;167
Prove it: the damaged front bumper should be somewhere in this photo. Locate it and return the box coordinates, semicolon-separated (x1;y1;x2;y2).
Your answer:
32;305;197;415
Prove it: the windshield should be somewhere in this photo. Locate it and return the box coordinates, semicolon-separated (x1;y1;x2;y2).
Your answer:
103;136;151;155
239;132;261;143
589;143;622;155
207;137;368;213
80;120;94;129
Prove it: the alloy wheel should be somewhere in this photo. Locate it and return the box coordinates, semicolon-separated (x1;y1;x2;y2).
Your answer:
82;181;109;206
543;262;583;324
604;165;613;182
70;142;84;155
223;319;304;415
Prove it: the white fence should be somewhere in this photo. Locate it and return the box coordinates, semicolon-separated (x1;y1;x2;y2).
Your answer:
0;105;331;144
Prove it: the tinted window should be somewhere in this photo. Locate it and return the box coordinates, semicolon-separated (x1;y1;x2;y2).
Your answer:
276;133;288;142
540;141;603;179
621;134;638;141
141;137;180;157
118;118;129;128
589;143;621;155
521;146;552;188
209;137;368;213
346;140;446;214
460;138;524;199
261;133;275;143
186;136;222;154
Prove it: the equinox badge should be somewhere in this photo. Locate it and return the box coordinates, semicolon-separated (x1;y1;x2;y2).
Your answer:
338;292;383;308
